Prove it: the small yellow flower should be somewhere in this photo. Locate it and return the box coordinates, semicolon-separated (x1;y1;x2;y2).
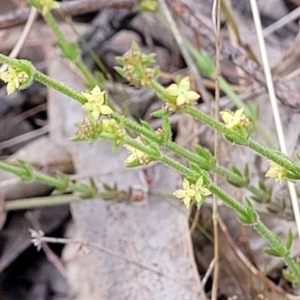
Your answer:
39;0;60;16
173;177;211;209
0;66;29;95
124;137;150;166
265;160;287;183
165;77;200;106
82;86;112;120
220;107;249;130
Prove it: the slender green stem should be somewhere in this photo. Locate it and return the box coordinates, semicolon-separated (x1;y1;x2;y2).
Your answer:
0;162;91;196
185;106;246;144
112;112;247;185
254;221;286;254
185;106;300;177
43;12;96;85
160;154;198;179
214;165;246;186
255;221;300;283
285;256;300;284
4;194;81;211
248;140;300;177
43;12;67;50
124;134;300;282
209;183;248;217
0;162;65;189
0;51;299;281
112;112;161;142
0;53;24;69
34;70;87;103
0;54;278;186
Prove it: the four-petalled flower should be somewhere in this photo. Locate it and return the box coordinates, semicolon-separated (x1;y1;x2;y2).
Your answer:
82;86;112;120
265;160;288;183
173;177;211;209
0;66;29;95
220;107;249;130
165;77;200;107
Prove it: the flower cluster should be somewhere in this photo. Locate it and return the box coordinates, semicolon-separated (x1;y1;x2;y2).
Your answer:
0;66;29;95
115;42;160;88
74;117;103;141
74;118;125;146
163;77;200;112
173;177;211;209
220;107;250;130
82;86;112;120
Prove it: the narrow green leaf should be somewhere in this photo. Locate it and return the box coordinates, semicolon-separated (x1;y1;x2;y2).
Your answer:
189;162;202;173
232;166;242;177
140;120;154;131
285;228;294;251
264;247;282;257
18;160;35;181
151;109;165;118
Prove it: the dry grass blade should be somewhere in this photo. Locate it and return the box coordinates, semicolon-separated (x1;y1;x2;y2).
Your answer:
212;0;221;299
249;0;300;241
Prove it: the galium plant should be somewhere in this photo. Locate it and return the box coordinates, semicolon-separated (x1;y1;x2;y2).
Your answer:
1;0;300;285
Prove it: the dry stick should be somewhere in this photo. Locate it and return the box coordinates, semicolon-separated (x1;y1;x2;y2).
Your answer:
201;259;215;288
211;1;221;299
29;230;199;295
249;0;300;242
159;0;212;104
27;213;67;277
0;0;137;29
248;6;300;43
0;125;49;150
190;207;201;235
169;0;300;110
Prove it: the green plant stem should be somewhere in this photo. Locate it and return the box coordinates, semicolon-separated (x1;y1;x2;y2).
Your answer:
248;140;300;177
0;55;257;186
214;165;246;186
185;106;246;143
256;222;300;283
0;53;24;69
4;194;81;211
34;70;87;103
43;12;96;85
1;54;296;181
285;256;300;284
186;42;274;147
185;106;300;177
0;162;91;196
0;53;299;281
112;113;246;185
124;135;300;282
123;136;198;180
209;183;248;217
